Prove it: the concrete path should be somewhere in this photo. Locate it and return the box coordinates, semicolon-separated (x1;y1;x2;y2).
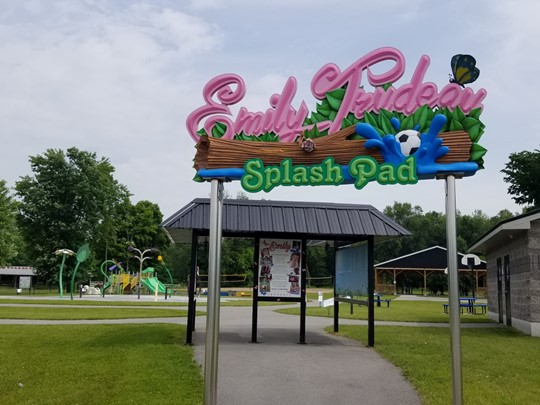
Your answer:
192;304;422;405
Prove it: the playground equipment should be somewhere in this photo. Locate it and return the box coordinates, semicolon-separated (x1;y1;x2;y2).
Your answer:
54;248;75;298
99;260;137;296
157;255;174;285
69;244;90;300
127;246;159;299
54;244;90;299
98;259;168;296
141;267;167;293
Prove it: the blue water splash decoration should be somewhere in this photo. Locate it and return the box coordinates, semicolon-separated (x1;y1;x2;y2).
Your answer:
355;114;478;177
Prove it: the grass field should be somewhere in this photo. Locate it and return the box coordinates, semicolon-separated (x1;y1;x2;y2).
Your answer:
0;324;203;405
0;298;188;306
334;325;540;405
278;300;493;323
0;306;189;320
0;297;289;308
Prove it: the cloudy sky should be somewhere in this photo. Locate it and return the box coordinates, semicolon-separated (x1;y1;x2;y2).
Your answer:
1;0;538;220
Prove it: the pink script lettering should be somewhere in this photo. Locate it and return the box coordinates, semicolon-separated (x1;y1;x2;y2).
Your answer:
186;47;487;143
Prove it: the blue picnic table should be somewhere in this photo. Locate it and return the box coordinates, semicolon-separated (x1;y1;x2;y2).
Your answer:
442;298;487;315
374;293;391;307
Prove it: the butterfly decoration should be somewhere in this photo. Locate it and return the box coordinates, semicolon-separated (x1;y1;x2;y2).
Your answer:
449;54;480;87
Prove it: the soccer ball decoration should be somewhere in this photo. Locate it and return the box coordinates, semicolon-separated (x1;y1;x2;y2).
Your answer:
395;130;421;156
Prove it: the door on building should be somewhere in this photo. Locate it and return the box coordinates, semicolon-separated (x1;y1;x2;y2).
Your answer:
504;255;511;326
497;258;503;324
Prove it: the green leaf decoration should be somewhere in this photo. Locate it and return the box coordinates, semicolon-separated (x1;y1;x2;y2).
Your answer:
364;112;378;128
193;173;204;183
467;124;482;142
310;112;327;123
379;113;394;135
342;117;354;129
462;117;479;131
449;118;463;131
328;110;337;122
476;158;485;170
259;132;279;142
382;83;393;91
426;108;435;120
468;108;482;120
453;106;466;122
380;109;393;120
317;101;331;116
413;105;429;130
211;122;227;138
326;88;346;111
470;144;487;162
76;244;90;263
401;115;414;130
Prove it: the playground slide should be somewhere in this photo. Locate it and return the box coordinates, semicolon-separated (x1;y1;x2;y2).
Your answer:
141;277;167;294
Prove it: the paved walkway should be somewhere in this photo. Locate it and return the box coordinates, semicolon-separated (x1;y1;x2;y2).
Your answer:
193;304;423;405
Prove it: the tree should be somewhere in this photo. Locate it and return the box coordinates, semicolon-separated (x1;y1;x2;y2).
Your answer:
161;243;192;284
220;237;253;284
375;202;514;263
502;149;540;209
129;201;170;249
375;202;426;262
0;180;22;265
306;245;333;287
15;148;128;281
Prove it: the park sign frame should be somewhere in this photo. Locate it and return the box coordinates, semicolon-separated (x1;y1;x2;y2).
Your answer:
188;47;487;193
189;47;485;404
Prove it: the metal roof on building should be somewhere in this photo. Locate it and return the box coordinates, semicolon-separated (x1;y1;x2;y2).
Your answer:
161;198;411;243
375;245;486;270
469;208;540;254
0;266;36;276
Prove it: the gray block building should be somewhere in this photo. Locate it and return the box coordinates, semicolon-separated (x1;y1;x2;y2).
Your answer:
470;209;540;336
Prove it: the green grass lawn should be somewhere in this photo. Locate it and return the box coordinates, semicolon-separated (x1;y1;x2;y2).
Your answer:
277;300;493;323
333;325;540;405
0;298;188;307
0;306;190;320
0;297;288;308
0;324;203;404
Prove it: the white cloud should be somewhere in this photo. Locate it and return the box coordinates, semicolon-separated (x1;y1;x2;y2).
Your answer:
0;1;222;209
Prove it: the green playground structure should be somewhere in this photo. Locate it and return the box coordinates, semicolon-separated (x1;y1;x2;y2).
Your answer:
141;267;167;293
99;261;170;296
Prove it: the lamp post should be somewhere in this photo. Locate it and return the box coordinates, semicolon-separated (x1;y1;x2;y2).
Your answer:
127;246;158;299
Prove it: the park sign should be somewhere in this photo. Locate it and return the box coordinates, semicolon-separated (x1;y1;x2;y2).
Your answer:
187;47;487;192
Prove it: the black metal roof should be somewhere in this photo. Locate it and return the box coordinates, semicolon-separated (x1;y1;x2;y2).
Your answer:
375;246;486;270
161;198;411;243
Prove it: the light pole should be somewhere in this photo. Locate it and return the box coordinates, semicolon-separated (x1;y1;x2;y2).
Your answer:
127;246;158;299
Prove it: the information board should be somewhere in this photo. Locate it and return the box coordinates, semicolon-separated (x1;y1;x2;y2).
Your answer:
258;238;302;298
335;242;368;297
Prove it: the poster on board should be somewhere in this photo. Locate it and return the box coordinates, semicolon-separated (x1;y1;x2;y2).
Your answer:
258;238;302;298
19;276;31;289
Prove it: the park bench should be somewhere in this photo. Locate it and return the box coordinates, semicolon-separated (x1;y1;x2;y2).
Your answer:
374;296;392;308
335;296;391;315
471;303;487;315
442;302;487;315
